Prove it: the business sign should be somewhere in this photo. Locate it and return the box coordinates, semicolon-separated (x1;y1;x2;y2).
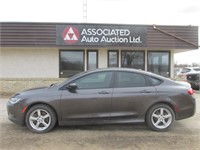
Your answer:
56;24;147;47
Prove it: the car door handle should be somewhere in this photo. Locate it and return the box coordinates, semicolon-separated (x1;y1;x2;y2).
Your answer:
139;90;151;93
98;91;110;94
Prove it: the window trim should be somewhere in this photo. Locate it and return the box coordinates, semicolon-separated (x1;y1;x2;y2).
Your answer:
121;50;145;70
87;50;98;70
107;50;119;67
59;50;85;78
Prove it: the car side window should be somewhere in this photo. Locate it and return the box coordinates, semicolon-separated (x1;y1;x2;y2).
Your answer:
146;76;162;86
116;72;146;88
74;72;113;89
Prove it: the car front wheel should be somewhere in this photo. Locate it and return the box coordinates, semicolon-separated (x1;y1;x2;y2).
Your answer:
25;104;56;133
146;104;175;131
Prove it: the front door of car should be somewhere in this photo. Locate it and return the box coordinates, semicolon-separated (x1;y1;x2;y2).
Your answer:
111;71;157;121
60;71;113;124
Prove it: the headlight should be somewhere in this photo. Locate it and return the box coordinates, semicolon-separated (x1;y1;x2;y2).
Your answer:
9;97;21;104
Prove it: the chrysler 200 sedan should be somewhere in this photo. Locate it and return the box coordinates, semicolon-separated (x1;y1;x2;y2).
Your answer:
7;68;196;133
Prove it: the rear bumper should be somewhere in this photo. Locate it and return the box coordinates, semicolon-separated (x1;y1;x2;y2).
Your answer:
175;96;196;120
187;81;200;90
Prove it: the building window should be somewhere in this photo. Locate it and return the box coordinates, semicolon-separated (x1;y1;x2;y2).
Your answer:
147;51;170;78
108;50;119;67
121;51;145;70
87;50;98;70
59;50;84;78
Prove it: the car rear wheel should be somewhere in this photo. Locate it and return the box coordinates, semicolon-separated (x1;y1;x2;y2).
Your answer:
146;104;175;131
25;104;56;133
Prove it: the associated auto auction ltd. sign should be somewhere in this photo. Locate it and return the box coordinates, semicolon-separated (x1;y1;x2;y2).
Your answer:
56;24;147;47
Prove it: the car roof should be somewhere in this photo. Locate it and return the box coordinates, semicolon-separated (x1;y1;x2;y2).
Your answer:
58;68;177;88
183;67;200;69
86;68;167;79
87;67;149;74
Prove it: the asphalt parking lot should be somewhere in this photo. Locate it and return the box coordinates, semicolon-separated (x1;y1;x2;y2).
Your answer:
0;92;200;150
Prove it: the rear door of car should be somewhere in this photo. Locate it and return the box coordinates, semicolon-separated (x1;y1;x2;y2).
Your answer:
60;71;114;124
111;71;157;121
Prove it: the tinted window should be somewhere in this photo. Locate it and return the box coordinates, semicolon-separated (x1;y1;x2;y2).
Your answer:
147;76;162;86
60;50;84;77
116;72;146;88
194;68;200;71
74;72;113;89
121;51;144;70
187;74;200;81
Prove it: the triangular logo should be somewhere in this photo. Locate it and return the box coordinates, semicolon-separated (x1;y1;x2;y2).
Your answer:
62;26;80;44
64;27;78;41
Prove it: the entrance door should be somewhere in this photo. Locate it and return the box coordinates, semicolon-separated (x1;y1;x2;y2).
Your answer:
148;51;170;77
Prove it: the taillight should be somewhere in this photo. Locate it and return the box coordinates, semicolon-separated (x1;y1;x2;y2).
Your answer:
187;88;194;95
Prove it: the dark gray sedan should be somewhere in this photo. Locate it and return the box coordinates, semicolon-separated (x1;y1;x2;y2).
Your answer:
7;68;196;133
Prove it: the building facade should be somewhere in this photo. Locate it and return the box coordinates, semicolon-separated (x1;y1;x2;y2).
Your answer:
0;22;199;94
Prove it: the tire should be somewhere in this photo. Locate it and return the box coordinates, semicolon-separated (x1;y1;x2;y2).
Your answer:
146;104;175;132
25;104;56;133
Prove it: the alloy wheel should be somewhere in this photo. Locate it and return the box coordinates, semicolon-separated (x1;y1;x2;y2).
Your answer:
151;107;172;129
29;109;51;131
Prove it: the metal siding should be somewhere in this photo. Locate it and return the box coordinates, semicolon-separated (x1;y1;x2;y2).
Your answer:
147;26;198;49
0;23;198;49
0;23;56;46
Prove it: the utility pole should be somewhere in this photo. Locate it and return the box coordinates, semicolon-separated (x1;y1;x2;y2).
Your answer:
83;0;87;23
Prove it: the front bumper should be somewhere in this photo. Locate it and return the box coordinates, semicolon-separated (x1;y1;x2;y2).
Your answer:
7;101;25;126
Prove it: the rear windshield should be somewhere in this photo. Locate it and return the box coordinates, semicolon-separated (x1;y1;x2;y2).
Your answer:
187;74;200;81
194;68;200;71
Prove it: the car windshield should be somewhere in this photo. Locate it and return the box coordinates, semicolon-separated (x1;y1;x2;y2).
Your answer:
181;68;191;73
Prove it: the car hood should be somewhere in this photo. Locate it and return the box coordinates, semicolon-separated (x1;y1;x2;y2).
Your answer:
10;86;49;99
23;86;48;92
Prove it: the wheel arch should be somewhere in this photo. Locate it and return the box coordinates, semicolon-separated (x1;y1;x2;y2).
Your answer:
145;101;177;121
23;102;59;125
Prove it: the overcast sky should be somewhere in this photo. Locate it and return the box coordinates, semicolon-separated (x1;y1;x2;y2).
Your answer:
0;0;199;64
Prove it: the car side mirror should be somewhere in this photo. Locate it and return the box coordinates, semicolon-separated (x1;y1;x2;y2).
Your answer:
67;83;77;92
